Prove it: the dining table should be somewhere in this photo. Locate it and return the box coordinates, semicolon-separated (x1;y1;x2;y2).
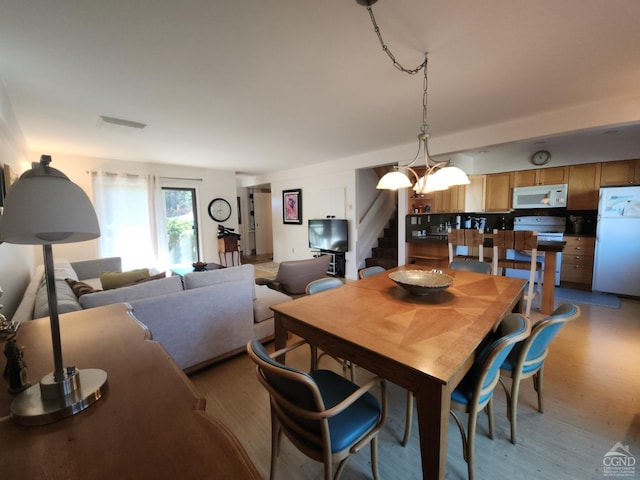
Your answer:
271;264;526;480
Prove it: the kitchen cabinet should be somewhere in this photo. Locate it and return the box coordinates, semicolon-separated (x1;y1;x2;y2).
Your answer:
464;175;486;212
485;172;513;212
513;167;568;187
600;159;640;186
432;184;465;213
567;163;601;210
561;235;595;288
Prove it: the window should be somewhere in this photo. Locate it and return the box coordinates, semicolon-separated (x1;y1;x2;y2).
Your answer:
162;187;200;265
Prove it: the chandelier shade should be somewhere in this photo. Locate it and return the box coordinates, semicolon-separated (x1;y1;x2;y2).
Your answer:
376;170;413;190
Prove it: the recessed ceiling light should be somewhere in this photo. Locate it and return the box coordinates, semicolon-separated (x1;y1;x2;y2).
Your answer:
97;116;147;130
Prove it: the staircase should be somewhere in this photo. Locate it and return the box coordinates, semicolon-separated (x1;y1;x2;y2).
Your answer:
364;212;398;270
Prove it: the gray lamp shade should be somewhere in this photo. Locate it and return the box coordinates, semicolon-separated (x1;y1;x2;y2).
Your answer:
1;167;100;245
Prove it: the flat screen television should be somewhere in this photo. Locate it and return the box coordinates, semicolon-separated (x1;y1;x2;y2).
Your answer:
308;219;348;252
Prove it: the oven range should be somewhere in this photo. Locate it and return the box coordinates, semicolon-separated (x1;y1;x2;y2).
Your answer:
507;216;565;286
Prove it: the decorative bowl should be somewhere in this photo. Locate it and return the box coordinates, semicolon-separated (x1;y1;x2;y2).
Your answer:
388;270;454;296
192;262;208;271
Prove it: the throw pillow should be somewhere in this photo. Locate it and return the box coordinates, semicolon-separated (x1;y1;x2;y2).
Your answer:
126;271;167;286
100;268;150;290
65;278;101;298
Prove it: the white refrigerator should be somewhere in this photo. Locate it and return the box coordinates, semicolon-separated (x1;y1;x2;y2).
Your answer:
592;186;640;296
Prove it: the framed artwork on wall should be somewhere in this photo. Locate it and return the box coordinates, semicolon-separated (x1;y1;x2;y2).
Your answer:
282;188;302;225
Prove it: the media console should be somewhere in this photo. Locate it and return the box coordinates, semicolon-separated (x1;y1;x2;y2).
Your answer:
312;250;345;278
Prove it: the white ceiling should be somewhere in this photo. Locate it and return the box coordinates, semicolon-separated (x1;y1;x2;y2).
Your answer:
1;0;640;174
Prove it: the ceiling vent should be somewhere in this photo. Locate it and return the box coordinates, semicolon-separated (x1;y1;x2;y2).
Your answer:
97;115;147;130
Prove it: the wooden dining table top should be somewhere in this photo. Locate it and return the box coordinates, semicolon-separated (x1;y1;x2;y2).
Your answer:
272;264;527;387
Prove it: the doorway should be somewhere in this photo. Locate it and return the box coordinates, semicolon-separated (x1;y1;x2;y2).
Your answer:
253;191;273;255
162;187;200;265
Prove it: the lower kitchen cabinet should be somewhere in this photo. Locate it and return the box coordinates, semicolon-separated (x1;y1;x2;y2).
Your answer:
561;235;595;289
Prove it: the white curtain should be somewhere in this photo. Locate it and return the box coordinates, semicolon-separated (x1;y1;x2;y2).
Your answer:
92;171;168;271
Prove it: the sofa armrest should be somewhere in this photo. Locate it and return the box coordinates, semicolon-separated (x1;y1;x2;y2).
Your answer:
71;257;122;280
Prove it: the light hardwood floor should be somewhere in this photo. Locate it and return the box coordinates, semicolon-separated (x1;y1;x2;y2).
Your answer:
190;297;640;480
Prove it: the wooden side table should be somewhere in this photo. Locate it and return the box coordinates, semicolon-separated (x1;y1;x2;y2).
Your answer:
218;236;241;267
0;304;260;479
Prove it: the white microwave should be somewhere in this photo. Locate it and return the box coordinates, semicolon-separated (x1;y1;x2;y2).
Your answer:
512;183;568;209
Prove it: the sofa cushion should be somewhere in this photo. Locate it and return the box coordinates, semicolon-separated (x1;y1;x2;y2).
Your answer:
100;268;150;290
80;275;183;309
65;278;101;298
183;264;256;299
253;284;292;323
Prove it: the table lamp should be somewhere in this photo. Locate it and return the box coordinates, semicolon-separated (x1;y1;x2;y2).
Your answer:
0;155;107;425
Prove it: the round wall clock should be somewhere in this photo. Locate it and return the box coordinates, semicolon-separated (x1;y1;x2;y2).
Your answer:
531;150;551;166
208;198;232;222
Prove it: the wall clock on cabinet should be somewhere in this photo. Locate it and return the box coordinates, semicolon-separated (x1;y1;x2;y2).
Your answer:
208;198;232;222
531;150;551;166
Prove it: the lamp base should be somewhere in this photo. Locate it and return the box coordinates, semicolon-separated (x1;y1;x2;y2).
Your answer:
10;368;108;426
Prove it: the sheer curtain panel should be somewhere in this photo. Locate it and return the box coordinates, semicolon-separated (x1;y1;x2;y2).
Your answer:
91;171;167;270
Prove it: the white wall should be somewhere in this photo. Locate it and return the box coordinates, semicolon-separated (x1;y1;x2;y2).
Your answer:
0;79;35;318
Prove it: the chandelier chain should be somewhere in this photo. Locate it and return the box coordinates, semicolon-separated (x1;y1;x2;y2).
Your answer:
366;5;427;75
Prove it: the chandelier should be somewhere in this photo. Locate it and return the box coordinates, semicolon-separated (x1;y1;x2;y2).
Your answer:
357;0;470;193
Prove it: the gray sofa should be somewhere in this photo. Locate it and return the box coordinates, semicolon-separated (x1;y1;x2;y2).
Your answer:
256;255;332;296
13;258;291;372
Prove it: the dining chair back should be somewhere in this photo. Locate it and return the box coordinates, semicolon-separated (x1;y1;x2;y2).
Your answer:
499;303;581;443
492;229;542;316
305;277;344;295
402;313;529;480
358;266;386;279
247;340;387;480
449;260;492;275
448;228;487;264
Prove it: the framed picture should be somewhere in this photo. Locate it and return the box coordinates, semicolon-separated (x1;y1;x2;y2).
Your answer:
282;188;302;225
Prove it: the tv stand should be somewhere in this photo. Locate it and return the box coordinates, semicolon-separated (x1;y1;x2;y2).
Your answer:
313;250;345;278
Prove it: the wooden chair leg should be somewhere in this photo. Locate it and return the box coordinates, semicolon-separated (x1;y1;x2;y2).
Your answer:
270;412;280;480
486;397;495;440
371;435;380;480
402;391;413;446
509;375;521;444
534;366;545;413
466;409;478;480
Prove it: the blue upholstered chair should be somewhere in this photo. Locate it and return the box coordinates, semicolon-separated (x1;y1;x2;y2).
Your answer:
305;277;344;295
449;260;492;275
247;340;387;480
402;313;529;480
358;266;386;279
305;277;355;381
499;303;581;443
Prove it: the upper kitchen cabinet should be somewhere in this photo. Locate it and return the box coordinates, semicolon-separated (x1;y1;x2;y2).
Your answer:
600;159;640;186
567;163;601;210
464;175;486;212
485;172;513;211
513;166;569;187
435;184;465;213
